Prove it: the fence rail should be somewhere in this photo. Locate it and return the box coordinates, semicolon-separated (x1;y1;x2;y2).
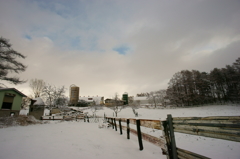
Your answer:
177;148;210;159
106;115;240;159
172;116;240;142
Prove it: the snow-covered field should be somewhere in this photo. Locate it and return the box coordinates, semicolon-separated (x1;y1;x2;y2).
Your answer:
1;105;240;159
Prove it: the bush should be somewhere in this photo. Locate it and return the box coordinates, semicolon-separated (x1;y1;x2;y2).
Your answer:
0;115;47;128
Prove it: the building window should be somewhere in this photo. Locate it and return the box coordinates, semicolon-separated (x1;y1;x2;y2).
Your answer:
1;95;15;109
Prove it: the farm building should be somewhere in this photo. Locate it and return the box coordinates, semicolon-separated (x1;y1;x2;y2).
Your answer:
79;96;104;106
0;88;27;117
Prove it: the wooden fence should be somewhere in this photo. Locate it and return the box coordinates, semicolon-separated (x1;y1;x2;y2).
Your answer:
83;116;103;123
42;114;85;121
106;115;240;159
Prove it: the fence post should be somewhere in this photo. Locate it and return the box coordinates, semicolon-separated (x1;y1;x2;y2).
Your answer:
161;120;170;159
112;118;114;129
119;119;122;135
136;119;143;151
167;114;177;159
114;118;117;131
127;119;130;139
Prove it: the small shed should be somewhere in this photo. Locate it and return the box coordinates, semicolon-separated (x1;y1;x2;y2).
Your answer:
29;97;45;120
0;88;27;117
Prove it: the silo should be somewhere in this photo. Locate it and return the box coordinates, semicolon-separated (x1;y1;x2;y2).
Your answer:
69;84;80;106
122;92;128;105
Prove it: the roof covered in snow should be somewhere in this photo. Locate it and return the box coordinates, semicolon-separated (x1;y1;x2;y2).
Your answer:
134;96;148;101
33;97;45;105
0;88;27;97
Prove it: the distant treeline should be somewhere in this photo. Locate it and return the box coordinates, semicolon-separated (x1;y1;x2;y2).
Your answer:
166;57;240;106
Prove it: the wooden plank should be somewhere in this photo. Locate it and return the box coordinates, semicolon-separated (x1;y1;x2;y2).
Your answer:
174;129;240;142
173;119;240;124
114;117;239;130
113;118;119;121
173;120;240;128
129;119;162;129
177;156;188;159
173;117;202;120
140;119;162;130
141;132;166;150
173;116;240;120
130;127;138;136
173;125;240;136
120;118;127;122
109;118;162;130
177;148;210;159
201;116;240;120
129;118;137;125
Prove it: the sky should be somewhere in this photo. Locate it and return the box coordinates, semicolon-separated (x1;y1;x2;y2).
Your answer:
0;0;240;98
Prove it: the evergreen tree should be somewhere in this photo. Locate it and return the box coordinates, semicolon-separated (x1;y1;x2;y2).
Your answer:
0;37;27;86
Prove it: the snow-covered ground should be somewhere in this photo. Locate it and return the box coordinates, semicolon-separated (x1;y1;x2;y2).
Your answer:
1;105;240;159
93;104;240;120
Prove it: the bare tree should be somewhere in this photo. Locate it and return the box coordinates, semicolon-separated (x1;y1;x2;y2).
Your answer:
0;37;27;86
147;92;159;108
55;97;68;106
90;99;99;117
131;102;140;117
29;78;46;98
21;97;31;109
42;84;66;109
136;100;141;106
146;90;168;108
128;96;134;105
109;93;125;117
155;89;167;107
128;97;140;117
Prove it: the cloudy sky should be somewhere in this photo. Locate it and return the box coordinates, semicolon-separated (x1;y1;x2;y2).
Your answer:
0;0;240;98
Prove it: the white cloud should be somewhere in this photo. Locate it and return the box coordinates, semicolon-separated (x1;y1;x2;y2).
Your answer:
0;0;240;98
